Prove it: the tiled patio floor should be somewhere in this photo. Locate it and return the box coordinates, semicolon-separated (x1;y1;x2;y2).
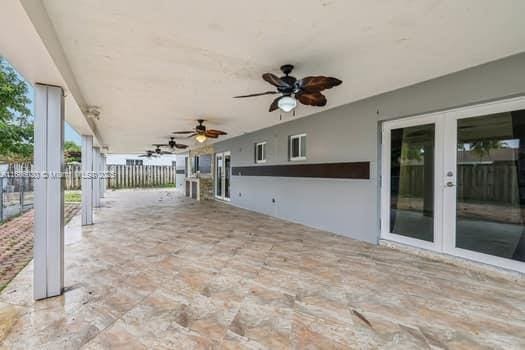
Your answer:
0;203;80;292
0;189;524;349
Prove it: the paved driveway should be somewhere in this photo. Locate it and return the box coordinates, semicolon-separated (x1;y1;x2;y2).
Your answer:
0;189;524;349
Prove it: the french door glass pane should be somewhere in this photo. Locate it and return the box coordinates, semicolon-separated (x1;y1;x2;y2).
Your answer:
456;110;525;262
390;124;435;242
225;154;231;199
216;155;223;197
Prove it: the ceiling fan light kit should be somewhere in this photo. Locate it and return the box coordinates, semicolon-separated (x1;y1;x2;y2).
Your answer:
278;96;297;112
195;134;207;143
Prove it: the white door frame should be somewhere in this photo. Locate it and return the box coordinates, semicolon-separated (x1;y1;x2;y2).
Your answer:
442;97;525;273
215;151;231;201
381;112;445;252
381;96;525;273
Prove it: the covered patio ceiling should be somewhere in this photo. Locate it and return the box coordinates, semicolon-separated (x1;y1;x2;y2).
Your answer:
3;0;525;152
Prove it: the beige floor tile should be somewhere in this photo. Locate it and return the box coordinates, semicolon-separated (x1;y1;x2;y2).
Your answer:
0;189;523;349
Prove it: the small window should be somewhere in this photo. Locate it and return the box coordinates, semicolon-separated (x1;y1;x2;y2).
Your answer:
126;159;143;166
289;134;306;161
255;142;266;163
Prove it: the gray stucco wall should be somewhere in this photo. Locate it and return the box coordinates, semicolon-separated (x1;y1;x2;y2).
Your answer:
213;52;525;244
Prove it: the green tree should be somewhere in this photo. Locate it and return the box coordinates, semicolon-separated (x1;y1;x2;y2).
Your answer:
470;139;506;161
0;57;33;162
64;140;81;163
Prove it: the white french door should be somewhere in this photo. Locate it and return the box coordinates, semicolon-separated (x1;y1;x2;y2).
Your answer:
215;151;231;201
381;97;525;272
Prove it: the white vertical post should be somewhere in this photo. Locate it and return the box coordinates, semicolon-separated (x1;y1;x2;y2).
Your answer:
175;154;186;190
103;154;107;195
81;135;93;225
93;147;101;208
33;84;64;300
99;153;105;198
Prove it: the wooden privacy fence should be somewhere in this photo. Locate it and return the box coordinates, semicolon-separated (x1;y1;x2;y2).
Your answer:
64;164;82;190
63;164;177;190
106;165;176;189
397;162;521;205
3;163;177;191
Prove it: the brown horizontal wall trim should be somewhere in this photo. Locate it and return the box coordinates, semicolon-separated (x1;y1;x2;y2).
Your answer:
232;162;370;179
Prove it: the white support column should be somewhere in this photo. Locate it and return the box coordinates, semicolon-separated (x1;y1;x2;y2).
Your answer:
93;147;101;208
33;84;65;300
99;153;106;198
175;154;187;191
81;135;93;226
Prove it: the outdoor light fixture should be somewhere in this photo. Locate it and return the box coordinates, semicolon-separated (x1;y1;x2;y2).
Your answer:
278;96;297;112
195;134;207;143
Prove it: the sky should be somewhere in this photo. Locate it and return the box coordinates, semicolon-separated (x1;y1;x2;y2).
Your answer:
64;122;81;144
24;75;81;145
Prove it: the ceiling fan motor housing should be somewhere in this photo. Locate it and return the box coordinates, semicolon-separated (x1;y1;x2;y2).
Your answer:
196;119;206;133
280;64;294;75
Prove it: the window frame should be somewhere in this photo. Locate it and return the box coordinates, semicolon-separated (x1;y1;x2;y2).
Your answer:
126;159;143;166
289;133;307;161
255;141;267;164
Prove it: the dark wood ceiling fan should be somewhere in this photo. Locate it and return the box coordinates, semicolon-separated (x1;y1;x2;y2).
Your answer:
151;144;174;155
234;64;342;112
139;150;159;158
155;137;189;150
172;119;227;142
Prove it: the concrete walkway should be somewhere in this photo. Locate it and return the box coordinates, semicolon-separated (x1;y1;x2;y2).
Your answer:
0;189;524;349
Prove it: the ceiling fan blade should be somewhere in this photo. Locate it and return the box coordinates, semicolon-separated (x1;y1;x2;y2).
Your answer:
206;129;227;135
160;151;173;154
262;73;291;88
269;96;282;112
172;131;194;134
139;155;147;157
173;133;197;138
296;91;327;107
234;91;279;98
299;76;342;92
204;132;219;138
152;144;169;147
174;144;188;149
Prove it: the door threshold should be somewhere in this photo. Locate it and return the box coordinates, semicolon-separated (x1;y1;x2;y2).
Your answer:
379;239;525;282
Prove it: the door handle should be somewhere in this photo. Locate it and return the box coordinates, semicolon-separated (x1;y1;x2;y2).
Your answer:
446;181;455;187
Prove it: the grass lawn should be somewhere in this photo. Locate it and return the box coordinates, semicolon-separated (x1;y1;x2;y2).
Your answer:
64;190;81;203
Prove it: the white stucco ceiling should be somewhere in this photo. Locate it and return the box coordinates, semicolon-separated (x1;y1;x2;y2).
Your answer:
30;1;525;152
0;0;101;146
